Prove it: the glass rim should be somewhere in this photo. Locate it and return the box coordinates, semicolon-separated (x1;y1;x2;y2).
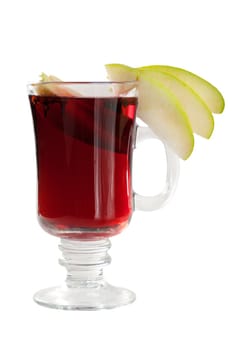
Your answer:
28;80;138;87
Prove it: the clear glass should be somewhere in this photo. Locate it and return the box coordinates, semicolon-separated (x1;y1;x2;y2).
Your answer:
28;81;179;310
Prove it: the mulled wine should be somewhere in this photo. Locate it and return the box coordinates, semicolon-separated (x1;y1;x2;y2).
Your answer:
29;95;137;238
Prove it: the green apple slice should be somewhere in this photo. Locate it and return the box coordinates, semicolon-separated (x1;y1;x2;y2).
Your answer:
33;73;81;96
105;63;137;82
140;65;225;113
137;71;194;160
105;64;138;94
105;64;194;159
138;69;214;138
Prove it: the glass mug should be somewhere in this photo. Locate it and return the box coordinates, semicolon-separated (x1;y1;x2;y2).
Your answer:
28;81;179;310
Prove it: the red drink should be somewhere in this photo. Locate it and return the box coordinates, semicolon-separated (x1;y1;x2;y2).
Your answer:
29;95;137;238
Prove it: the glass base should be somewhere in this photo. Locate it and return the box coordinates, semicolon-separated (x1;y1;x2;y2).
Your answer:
33;238;135;310
34;282;135;310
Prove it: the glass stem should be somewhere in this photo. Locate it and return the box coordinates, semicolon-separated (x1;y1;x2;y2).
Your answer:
59;238;111;288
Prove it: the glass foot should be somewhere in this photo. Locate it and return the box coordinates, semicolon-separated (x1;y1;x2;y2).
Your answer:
33;238;136;310
34;283;136;310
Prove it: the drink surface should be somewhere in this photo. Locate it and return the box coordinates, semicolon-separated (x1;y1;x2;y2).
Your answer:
29;95;137;238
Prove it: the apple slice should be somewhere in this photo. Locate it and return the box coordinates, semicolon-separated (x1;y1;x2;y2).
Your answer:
137;71;194;159
105;63;138;94
140;65;225;113
33;73;81;97
138;69;214;138
105;63;194;159
105;63;137;82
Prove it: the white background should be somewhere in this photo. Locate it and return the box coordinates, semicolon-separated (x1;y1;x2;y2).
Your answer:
0;0;231;349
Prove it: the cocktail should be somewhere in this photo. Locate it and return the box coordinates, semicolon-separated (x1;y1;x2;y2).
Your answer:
28;80;179;310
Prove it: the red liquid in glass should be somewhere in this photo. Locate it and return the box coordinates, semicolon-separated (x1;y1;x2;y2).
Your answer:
29;95;137;238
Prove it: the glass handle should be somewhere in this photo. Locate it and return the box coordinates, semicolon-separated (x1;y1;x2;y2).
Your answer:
134;125;180;211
